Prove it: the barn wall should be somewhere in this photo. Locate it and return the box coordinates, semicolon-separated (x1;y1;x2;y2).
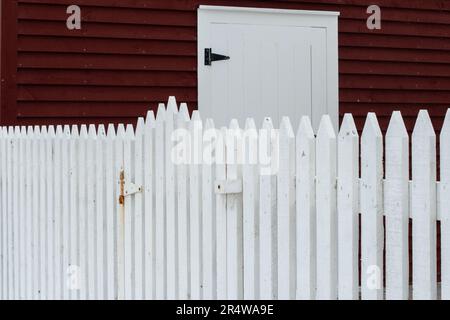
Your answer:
1;0;450;131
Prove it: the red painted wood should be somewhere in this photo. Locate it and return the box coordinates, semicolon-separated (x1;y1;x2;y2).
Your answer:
0;0;449;134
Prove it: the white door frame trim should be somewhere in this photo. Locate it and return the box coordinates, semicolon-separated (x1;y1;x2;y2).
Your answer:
198;5;340;129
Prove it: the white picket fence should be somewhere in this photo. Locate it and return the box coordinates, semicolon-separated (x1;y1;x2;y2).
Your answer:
0;96;449;300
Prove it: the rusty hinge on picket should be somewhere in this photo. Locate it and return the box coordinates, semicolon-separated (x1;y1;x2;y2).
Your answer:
119;170;143;205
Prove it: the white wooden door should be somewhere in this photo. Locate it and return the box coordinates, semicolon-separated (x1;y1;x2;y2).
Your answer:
198;6;339;130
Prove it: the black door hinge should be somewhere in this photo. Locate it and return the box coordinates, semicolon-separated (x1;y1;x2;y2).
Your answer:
205;48;230;66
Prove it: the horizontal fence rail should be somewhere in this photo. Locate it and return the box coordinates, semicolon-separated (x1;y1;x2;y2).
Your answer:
0;97;450;300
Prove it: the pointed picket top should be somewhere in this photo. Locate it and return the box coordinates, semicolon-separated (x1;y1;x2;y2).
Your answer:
167;96;178;114
71;125;79;138
244;118;256;131
125;124;135;139
40;125;47;137
192;110;202;122
80;125;88;139
48;125;56;138
116;123;126;139
135;117;145;136
20;126;27;137
280;117;295;138
14;126;21;137
63;125;71;138
205;118;215;131
229;119;240;130
97;124;106;139
297;116;315;140
442;109;450;139
362;113;382;141
413;110;435;138
88;124;97;139
107;124;116;138
146;110;156;126
178;103;190;121
156;103;166;121
387;111;408;138
262;117;274;131
34;125;41;138
56;125;64;138
317;115;336;140
338;114;358;139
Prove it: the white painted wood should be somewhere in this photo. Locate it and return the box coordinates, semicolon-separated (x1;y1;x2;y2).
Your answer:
86;125;97;300
316;115;338;300
412;110;437;300
134;119;144;300
175;105;190;300
61;126;71;300
296;116;316;300
227;119;244;300
0;128;6;300
166;97;178;300
123;124;134;300
337;114;359;300
216;127;227;300
155;105;166;300
18;127;26;299
69;125;80;301
385;112;410;300
441;109;450;300
96;125;106;300
53;126;63;300
259;118;277;300
105;124;116;300
143;112;156;300
198;6;339;129
277;117;296;300
115;124;126;300
46;126;55;300
190;111;203;300
38;126;48;300
202;118;217;300
242;118;259;300
360;113;384;300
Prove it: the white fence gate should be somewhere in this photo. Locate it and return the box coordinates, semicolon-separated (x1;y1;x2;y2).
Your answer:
0;96;449;300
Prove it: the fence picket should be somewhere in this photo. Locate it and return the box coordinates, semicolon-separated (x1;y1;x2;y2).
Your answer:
115;124;126;300
61;126;71;300
227;119;244;300
123;124;135;300
134;119;144;300
243;118;259;300
18;127;26;299
39;126;48;300
54;126;63;300
412;110;437;300
385;112;410;300
69;125;80;300
316;116;338;300
361;113;384;300
0;128;6;300
216;127;227;300
277;117;296;300
296;116;316;300
105;124;116;300
144;112;156;300
190;111;203;300
259;118;277;300
176;105;190;300
155;105;166;300
203;118;217;300
337;114;359;300
96;125;107;300
441;109;450;300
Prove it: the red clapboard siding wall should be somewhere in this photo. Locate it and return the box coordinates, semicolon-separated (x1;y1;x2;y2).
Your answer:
1;0;450;132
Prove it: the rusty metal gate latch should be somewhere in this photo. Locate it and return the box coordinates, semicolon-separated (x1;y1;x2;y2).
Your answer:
119;170;143;205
